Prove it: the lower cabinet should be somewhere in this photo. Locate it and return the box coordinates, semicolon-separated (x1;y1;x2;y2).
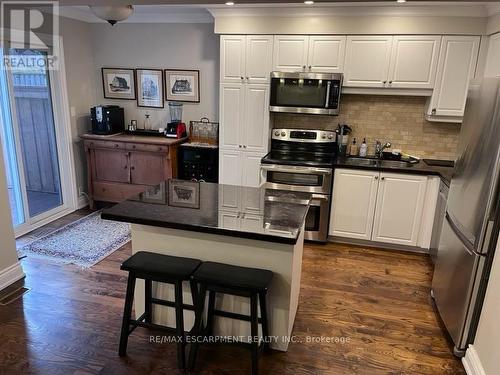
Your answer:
219;149;264;187
330;168;433;248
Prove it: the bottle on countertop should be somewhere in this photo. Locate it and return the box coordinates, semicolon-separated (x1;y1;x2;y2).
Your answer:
143;114;151;130
359;138;368;157
349;138;358;156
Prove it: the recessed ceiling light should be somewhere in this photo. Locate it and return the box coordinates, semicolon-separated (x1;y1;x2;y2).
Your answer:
304;0;314;4
225;1;234;5
397;0;407;3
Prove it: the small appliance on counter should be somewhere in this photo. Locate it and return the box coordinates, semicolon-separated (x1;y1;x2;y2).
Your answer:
91;105;124;135
165;102;187;139
177;117;219;183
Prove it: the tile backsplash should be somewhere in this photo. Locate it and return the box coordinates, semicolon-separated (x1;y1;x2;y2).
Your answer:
272;94;461;160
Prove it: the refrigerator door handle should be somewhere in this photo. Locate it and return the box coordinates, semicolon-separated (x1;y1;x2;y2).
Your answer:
446;212;480;257
480;220;496;255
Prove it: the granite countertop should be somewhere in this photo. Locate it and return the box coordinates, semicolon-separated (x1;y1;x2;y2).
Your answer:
101;180;311;245
334;156;454;186
80;133;188;146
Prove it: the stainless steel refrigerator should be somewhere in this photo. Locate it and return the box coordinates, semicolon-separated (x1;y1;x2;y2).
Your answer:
432;77;500;357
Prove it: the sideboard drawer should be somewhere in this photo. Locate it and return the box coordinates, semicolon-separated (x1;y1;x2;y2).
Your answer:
92;181;148;202
126;143;169;153
85;140;126;150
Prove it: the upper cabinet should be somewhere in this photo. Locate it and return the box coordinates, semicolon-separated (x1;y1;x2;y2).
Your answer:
273;35;346;73
388;36;441;89
344;35;441;89
344;36;393;87
426;36;480;121
220;35;273;84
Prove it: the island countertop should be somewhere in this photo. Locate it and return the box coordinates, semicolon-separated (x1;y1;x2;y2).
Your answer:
101;180;311;245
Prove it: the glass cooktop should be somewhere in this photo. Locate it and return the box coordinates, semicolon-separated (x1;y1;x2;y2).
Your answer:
261;150;335;168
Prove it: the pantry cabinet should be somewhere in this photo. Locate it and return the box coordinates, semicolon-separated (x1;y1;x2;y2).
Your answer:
344;35;441;89
221;35;273;84
426;36;480;120
372;173;427;246
330;169;432;248
273;35;346;73
219;150;264;188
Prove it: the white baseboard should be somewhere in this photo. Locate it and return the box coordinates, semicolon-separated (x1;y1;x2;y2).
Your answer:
77;195;89;209
463;345;486;375
0;261;25;292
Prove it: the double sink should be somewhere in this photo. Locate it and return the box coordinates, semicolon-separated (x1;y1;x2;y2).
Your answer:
342;156;419;169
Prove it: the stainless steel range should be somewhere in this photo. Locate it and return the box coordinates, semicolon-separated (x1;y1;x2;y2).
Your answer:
261;128;336;242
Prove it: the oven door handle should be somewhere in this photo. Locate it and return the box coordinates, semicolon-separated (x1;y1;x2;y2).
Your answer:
260;164;332;175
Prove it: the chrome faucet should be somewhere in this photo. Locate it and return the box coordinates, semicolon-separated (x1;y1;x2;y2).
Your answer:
375;141;392;159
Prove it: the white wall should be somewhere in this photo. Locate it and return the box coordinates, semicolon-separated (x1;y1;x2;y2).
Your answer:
59;16;97;203
0;150;24;291
90;23;219;130
485;33;500;78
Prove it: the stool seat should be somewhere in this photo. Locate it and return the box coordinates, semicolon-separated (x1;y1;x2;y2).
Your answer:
193;262;273;291
121;251;201;280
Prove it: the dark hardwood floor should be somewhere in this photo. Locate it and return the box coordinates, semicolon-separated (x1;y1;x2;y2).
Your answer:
1;210;464;374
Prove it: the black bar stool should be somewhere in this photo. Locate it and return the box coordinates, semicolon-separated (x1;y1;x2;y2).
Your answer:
188;261;273;375
118;251;201;369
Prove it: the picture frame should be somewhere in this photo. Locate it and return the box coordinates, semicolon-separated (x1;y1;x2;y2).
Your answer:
168;179;200;209
140;183;167;205
165;69;200;103
102;68;136;100
136;68;164;108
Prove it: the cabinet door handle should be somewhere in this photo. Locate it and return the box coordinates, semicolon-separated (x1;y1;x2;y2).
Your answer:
243;145;247;148
131;166;135;170
239;144;242;148
240;76;244;80
389;81;393;84
246;77;249;80
302;65;306;69
383;81;387;85
308;65;312;70
375;176;379;180
431;108;437;115
381;177;385;180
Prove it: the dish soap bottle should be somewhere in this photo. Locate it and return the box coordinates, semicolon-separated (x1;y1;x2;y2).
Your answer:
359;138;368;157
349;138;358;156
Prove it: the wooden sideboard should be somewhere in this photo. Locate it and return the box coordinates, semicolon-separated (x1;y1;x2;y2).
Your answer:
81;133;186;209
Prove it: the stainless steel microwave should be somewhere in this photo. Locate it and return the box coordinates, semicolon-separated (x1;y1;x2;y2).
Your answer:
269;71;342;116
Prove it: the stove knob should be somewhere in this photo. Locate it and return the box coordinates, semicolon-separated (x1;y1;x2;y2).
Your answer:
274;130;280;136
328;134;333;139
281;131;286;137
321;133;326;139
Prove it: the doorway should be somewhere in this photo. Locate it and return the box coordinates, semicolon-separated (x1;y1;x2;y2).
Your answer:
0;47;76;236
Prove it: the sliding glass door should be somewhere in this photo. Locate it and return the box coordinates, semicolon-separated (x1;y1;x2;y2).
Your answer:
0;48;70;235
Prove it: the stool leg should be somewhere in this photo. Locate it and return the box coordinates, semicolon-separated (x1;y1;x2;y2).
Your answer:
188;283;206;371
174;281;185;369
250;293;259;375
119;273;136;357
259;291;269;352
206;290;216;336
145;279;152;324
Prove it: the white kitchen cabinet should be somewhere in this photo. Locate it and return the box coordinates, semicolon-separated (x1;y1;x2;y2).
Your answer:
371;173;427;246
344;36;393;88
219;83;245;151
273;35;346;73
220;35;273;84
246;36;274;83
220;35;246;83
426;36;480;119
307;36;346;73
388;36;441;89
219;150;264;188
272;35;309;72
329;169;380;240
243;84;269;153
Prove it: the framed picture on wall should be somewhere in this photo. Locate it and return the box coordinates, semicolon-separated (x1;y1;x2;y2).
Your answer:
164;69;200;103
102;68;136;100
136;69;164;108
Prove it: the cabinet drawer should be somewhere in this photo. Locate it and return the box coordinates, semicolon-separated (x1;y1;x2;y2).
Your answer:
85;140;126;150
92;181;148;202
126;143;169;153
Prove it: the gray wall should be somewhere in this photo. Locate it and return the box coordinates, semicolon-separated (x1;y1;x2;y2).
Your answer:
90;23;219;130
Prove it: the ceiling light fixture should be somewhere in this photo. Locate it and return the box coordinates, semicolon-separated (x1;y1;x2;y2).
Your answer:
397;0;407;3
304;0;315;4
225;1;235;5
89;5;134;26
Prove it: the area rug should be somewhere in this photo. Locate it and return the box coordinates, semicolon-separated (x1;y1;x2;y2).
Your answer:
17;211;131;268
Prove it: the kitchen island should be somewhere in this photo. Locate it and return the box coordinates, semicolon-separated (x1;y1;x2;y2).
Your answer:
101;180;311;351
